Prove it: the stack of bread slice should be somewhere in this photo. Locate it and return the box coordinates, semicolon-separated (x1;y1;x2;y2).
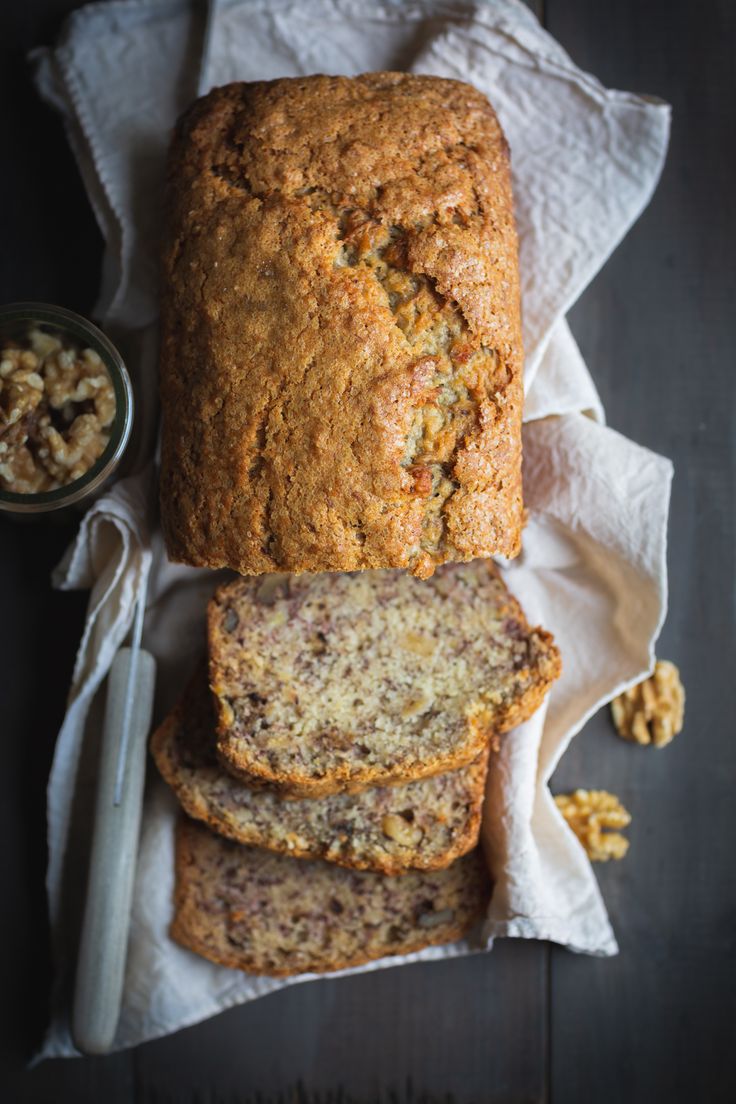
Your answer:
155;72;561;978
151;562;560;976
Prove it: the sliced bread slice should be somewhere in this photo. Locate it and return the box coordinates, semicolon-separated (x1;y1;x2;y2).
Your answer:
172;817;491;976
208;561;560;797
151;669;489;874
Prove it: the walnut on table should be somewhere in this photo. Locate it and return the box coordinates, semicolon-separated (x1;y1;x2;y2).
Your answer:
554;789;631;862
611;660;685;748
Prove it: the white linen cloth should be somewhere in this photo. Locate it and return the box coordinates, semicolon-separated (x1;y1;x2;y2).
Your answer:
31;0;672;1057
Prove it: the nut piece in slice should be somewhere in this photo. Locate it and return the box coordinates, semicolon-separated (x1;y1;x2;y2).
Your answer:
208;560;561;798
151;668;489;875
611;660;685;748
555;789;631;862
171;817;491;976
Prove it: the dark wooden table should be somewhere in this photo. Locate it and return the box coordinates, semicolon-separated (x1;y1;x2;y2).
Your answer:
2;2;734;1101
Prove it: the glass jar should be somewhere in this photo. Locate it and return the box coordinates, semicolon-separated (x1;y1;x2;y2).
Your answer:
0;302;133;515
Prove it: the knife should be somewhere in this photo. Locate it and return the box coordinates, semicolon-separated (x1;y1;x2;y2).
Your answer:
71;0;219;1053
71;583;156;1054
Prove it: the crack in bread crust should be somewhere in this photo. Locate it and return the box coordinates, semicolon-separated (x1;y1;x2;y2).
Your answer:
159;73;524;578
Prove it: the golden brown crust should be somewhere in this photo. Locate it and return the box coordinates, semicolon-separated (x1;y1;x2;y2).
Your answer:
159;73;523;578
208;562;561;798
484;628;562;733
150;671;489;875
171;817;490;976
170;916;480;978
212;725;490;799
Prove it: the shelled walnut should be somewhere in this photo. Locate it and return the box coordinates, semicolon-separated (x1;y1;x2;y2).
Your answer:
611;661;685;748
0;327;115;493
555;789;631;862
381;812;423;848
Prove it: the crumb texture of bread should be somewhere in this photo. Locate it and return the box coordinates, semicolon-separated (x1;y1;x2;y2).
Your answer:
208;561;561;796
171;817;491;976
151;669;489;874
159;73;524;578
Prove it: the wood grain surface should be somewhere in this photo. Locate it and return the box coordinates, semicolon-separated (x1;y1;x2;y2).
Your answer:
1;1;733;1101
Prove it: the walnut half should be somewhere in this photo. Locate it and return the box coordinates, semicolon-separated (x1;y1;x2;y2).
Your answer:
381;812;423;848
555;789;631;862
611;660;685;748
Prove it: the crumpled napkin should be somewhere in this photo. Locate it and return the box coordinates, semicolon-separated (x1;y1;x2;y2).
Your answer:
32;0;672;1057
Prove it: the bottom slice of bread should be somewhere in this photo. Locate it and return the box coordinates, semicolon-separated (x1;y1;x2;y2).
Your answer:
172;818;491;977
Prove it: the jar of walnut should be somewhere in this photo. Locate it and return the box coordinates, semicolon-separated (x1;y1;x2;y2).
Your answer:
0;303;133;515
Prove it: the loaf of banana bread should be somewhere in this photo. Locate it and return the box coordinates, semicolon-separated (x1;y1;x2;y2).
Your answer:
151;668;489;874
159;73;523;579
209;562;561;797
171;817;491;976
